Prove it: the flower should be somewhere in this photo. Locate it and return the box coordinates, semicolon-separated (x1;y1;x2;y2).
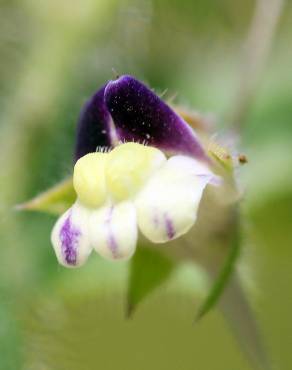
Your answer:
51;75;219;267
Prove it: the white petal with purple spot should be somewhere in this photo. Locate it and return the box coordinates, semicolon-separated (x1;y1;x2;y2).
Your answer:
51;202;92;267
135;155;213;243
88;201;137;261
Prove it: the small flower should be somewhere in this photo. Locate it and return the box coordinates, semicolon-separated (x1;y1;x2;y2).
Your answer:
51;75;219;267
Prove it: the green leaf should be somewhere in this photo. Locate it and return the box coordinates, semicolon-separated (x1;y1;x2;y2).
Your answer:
16;178;76;215
195;213;241;321
126;246;174;318
219;274;270;370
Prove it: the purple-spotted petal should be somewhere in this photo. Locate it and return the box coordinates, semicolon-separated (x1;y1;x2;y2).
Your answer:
74;85;114;162
51;202;91;267
104;75;209;162
88;202;137;261
135;155;214;243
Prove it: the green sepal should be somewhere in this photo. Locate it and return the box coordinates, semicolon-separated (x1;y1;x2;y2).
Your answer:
16;178;76;215
208;140;234;173
195;212;241;321
126;246;174;318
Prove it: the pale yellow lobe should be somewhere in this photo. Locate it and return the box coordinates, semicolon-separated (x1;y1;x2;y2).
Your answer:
106;142;166;202
73;152;108;208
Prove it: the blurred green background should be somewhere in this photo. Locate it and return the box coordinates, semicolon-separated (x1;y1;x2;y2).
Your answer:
0;0;292;369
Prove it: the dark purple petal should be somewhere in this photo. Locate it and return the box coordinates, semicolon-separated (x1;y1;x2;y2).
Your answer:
104;75;209;162
74;85;113;162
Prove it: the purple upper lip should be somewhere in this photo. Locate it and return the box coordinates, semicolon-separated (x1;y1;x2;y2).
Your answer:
74;75;209;164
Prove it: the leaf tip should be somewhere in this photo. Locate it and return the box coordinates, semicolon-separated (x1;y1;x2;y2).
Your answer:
193;312;203;323
125;301;135;319
13;201;34;212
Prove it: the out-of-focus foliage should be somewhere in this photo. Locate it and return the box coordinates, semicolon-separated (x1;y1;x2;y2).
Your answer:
0;1;292;370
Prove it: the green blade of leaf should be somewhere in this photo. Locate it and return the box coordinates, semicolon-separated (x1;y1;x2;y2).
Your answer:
126;246;174;318
195;214;241;321
219;274;270;370
16;177;76;215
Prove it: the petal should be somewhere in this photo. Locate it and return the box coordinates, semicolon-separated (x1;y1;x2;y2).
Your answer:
89;202;137;261
73;152;108;208
104;75;209;162
135;156;214;243
105;142;166;202
166;155;221;186
51;202;91;267
74;84;114;162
